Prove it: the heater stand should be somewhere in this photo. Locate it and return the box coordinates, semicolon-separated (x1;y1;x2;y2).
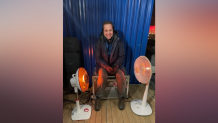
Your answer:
130;82;152;116
71;87;91;121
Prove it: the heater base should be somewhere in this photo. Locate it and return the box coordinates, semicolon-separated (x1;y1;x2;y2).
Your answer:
71;105;91;121
130;99;152;116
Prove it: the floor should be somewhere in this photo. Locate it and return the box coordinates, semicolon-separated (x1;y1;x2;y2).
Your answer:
63;84;155;123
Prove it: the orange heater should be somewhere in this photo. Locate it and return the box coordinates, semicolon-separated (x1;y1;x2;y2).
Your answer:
70;67;91;121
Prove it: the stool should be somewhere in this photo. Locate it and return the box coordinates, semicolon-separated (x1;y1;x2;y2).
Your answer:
92;67;130;99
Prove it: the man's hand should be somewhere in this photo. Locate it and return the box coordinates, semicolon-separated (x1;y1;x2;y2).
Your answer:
110;65;118;74
105;66;113;73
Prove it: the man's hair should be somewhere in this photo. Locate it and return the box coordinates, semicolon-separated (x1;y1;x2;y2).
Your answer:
102;21;115;32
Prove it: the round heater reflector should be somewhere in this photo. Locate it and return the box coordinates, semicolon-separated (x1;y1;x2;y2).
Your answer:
134;56;152;84
78;67;89;92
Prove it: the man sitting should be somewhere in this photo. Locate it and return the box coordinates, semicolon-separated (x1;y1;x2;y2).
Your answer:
94;21;126;111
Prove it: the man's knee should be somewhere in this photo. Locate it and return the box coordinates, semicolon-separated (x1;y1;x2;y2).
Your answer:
116;69;125;80
98;68;108;80
99;68;107;75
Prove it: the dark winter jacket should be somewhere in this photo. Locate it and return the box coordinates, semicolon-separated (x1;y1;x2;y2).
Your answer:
95;31;125;73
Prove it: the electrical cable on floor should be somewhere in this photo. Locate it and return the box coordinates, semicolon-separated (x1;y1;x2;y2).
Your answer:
79;91;93;106
63;99;75;103
63;89;92;105
148;92;155;99
80;93;91;98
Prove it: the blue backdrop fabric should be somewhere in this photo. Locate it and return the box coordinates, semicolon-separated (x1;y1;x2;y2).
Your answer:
63;0;154;85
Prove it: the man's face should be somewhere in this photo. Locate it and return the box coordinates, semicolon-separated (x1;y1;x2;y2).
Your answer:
103;24;113;40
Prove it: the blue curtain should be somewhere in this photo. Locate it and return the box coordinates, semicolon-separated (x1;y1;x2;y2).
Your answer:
63;0;154;85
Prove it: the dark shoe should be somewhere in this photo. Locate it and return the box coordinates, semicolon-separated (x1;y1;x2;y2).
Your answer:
95;96;101;111
118;97;125;110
